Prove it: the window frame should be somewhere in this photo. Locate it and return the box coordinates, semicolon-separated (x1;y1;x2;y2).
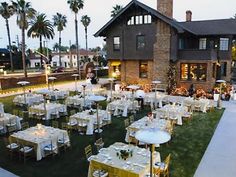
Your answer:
199;38;207;50
113;36;121;51
180;63;207;82
136;35;145;50
139;61;148;78
219;38;229;51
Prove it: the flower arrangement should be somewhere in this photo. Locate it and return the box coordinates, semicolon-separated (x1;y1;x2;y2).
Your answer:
116;149;133;160
88;110;95;115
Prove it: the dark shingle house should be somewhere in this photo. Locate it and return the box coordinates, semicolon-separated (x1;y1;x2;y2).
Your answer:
95;0;236;91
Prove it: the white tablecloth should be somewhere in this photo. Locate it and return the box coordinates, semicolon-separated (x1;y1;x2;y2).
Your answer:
13;94;44;106
10;125;70;161
36;89;69;100
29;103;67;120
125;117;168;143
107;99;139;117
183;97;210;113
70;109;111;135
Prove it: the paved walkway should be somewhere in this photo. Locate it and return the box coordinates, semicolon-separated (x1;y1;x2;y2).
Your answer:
194;100;236;177
0;168;19;177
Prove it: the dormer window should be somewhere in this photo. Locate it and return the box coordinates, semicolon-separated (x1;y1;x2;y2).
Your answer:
127;15;151;25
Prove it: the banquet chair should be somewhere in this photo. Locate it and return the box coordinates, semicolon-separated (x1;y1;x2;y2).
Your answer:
92;169;108;177
43;140;58;158
57;132;70;152
21;122;29;130
84;144;93;161
94;138;104;153
207;100;215;112
7;125;17;135
18;141;34;163
0;125;4;134
77;119;88;134
165;120;175;136
52;121;59;128
36;110;46;120
3;137;19;159
6;117;17;128
124;119;130;128
194;103;201;112
154;154;171;177
66;117;77;131
129;115;135;124
50;111;58;120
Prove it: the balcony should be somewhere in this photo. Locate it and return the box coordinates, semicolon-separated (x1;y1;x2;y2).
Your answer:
178;49;217;60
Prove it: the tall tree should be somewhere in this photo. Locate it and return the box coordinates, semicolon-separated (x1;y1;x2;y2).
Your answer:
81;15;91;61
0;2;16;72
12;0;36;77
27;13;54;68
67;0;84;79
53;13;67;67
111;4;123;17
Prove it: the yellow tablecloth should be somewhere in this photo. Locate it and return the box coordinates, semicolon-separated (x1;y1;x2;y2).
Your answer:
88;142;160;177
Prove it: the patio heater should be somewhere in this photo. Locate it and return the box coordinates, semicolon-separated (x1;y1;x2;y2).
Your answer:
135;128;171;177
82;84;87;108
17;81;30;105
216;80;226;109
152;80;161;109
108;78;115;101
88;95;106;139
48;77;57;90
72;74;79;93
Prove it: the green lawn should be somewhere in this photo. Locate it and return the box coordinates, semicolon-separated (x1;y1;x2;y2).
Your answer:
0;96;224;177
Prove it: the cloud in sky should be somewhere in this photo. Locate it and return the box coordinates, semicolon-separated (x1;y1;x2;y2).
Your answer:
0;0;235;50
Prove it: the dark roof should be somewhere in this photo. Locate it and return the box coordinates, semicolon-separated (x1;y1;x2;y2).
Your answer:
179;19;236;36
94;0;189;37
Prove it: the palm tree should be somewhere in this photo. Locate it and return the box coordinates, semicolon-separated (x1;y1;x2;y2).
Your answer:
27;13;54;68
111;4;123;17
12;0;36;77
81;15;91;61
52;13;67;67
0;2;16;72
67;0;84;79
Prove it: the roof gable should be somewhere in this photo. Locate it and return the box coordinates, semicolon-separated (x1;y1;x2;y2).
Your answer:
94;0;187;37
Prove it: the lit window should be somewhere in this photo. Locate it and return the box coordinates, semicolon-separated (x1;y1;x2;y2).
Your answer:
144;15;152;24
220;38;229;51
139;61;148;78
199;38;207;50
137;35;145;50
181;63;207;81
113;37;120;51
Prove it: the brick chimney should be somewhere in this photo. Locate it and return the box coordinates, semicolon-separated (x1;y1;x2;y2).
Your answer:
186;10;192;22
157;0;173;18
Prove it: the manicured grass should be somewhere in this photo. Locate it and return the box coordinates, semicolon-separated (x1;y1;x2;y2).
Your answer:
0;95;224;177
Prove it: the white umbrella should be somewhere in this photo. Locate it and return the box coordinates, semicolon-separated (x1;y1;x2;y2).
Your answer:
88;95;106;135
135;128;171;177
